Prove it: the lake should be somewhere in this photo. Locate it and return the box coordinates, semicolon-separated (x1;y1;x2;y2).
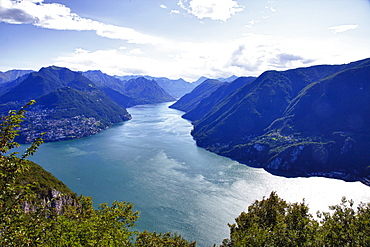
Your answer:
25;102;370;246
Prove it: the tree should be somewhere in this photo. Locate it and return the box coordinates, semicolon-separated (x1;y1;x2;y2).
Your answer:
317;197;370;246
135;231;196;247
222;192;370;247
0;100;45;245
223;191;317;246
0;101;194;246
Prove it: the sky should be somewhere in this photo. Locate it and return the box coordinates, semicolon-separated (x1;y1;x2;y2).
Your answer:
0;0;369;82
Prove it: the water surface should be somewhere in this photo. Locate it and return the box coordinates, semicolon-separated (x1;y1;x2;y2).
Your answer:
25;102;370;246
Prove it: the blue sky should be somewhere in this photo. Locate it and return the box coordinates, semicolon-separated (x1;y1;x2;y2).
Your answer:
0;0;369;81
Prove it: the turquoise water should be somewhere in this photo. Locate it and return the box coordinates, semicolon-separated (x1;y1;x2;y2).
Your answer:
24;102;370;246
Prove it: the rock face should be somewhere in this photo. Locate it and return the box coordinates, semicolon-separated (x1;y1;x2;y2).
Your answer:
18;161;78;214
22;189;77;214
174;58;370;184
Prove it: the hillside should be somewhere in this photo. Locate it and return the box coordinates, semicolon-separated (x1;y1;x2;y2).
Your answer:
169;79;227;112
0;69;33;84
84;71;177;107
180;58;370;183
182;76;255;121
0;66;131;143
122;77;175;105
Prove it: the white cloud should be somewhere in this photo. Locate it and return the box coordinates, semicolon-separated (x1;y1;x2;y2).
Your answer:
54;33;323;81
328;24;358;34
160;4;167;9
75;48;89;54
178;0;244;21
129;48;145;55
170;10;180;14
0;0;163;44
245;20;259;28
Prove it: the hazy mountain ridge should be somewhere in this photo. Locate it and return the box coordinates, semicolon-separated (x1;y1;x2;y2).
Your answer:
84;70;176;107
114;74;195;98
169;79;227;112
173;58;370;184
0;69;34;84
122;77;175;105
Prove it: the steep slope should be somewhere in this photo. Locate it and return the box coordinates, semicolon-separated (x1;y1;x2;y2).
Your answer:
83;70;137;108
191;58;370;147
83;70;126;93
169;79;227;112
0;66;97;104
187;58;370;183
85;71;177;106
182;76;255;121
0;73;31;96
259;64;370;176
0;69;33;84
0;66;132;143
34;87;130;123
122;77;175;105
115;75;196;98
16;86;131;143
151;77;195;98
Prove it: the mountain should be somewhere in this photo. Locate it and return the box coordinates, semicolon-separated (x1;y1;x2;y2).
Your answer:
257;64;370;178
182;76;256;121
0;73;31;96
192;76;209;87
83;70;137;108
169;79;227;112
191;75;239;86
0;66;131;143
84;71;177;106
122;77;175;105
192;58;370;147
217;75;239;83
115;74;195;98
0;66;98;104
146;77;195;99
83;70;126;93
34;87;130;123
0;69;33;84
181;58;370;183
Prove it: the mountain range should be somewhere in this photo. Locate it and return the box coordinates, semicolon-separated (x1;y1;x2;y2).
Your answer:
0;66;179;143
83;70;176;107
0;69;34;84
171;58;370;184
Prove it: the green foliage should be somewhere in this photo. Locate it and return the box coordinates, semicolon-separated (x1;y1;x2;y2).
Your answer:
0;102;194;246
135;231;196;247
223;192;370;247
317;197;370;246
224;192;317;247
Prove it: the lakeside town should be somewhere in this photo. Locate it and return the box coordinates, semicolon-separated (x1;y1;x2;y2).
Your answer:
19;107;106;143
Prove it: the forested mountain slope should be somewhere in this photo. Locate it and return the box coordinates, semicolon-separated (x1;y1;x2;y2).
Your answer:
175;58;370;183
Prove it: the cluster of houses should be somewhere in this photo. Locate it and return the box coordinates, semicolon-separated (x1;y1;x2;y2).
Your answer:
19;108;104;143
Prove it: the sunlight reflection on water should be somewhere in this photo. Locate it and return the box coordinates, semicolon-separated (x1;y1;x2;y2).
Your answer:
24;102;370;247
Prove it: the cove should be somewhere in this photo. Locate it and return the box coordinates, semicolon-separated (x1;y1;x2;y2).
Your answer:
25;102;370;246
